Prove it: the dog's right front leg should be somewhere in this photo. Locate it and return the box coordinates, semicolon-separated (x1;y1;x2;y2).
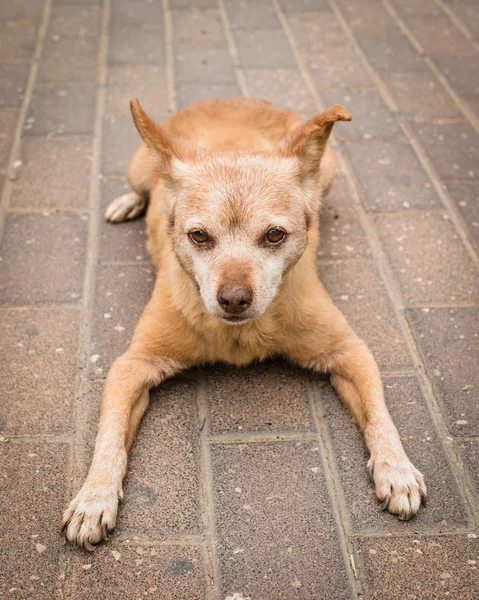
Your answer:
62;352;180;550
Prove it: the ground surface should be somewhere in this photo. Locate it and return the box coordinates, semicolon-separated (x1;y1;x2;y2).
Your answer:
1;0;479;598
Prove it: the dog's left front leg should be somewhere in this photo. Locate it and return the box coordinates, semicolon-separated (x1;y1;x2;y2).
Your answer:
62;352;180;549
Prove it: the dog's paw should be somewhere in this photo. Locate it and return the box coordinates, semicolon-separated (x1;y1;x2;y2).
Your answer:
368;454;427;520
105;192;146;223
61;483;120;551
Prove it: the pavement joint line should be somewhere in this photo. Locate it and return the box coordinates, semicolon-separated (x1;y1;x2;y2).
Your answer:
0;0;52;242
454;436;479;442
351;528;478;540
0;303;82;311
1;435;73;444
109;536;205;547
279;0;479;534
330;0;479;267
162;0;178;114
217;0;250;97
206;431;318;444
6;206;90;214
383;0;479;136
435;0;479;53
402;302;479;309
196;373;221;600
101;260;151;266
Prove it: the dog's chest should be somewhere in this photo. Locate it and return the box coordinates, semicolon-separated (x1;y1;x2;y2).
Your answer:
207;322;274;366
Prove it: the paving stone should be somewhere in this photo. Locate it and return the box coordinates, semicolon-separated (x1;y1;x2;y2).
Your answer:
318;259;413;371
170;0;216;7
0;63;29;107
206;360;313;434
106;65;169;116
37;37;99;83
434;55;479;95
401;14;476;57
380;70;463;121
0;212;88;305
234;29;296;68
49;3;102;37
322;89;401;139
109;24;164;65
444;0;479;40
11;135;93;208
288;12;372;88
389;0;442;18
0;20;38;62
318;175;371;259
171;8;225;43
458;439;479;497
336;0;399;36
26;83;96;135
412;122;479;180
99;177;149;263
110;0;163;25
54;0;101;4
224;0;281;30
445;180;479;252
463;93;479;119
88;264;155;377
315;376;470;533
0;308;80;436
244;68;316;119
407;307;479;436
374;212;479;305
70;543;206;599
0;108;19;167
101;114;142;175
174;42;236;84
355;535;479;600
0;444;69;599
0;0;45;20
212;442;354;600
345;140;439;210
176;82;241;110
278;0;331;11
356;33;425;71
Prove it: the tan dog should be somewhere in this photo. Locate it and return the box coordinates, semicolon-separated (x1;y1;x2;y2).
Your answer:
62;98;426;550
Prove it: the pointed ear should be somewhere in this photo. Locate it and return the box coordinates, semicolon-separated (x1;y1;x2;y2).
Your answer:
279;105;351;179
130;97;194;180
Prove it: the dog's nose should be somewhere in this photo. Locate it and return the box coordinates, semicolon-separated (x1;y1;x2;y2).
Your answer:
217;286;253;314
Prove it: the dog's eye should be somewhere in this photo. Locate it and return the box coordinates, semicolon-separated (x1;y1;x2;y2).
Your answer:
265;228;285;244
189;230;209;244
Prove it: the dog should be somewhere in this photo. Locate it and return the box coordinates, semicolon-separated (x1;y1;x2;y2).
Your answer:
62;97;426;550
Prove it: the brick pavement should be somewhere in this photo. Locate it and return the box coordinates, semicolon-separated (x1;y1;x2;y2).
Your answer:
0;0;478;598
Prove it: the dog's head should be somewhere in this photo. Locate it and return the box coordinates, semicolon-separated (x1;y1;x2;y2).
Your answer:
131;99;351;324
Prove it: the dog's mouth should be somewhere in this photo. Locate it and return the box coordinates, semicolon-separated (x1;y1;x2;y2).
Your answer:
220;315;252;325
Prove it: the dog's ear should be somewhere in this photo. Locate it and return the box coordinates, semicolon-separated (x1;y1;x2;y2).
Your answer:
279;105;351;179
130;97;194;181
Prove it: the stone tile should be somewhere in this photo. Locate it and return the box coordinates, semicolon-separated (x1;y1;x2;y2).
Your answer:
355;536;479;600
402;14;476;57
356;33;425;71
445;0;479;40
174;43;236;84
212;442;354;600
37;37;98;83
316;376;470;533
322;89;400;139
88;264;155;377
435;55;479;95
176;82;241;110
407;307;479;436
318;175;370;259
224;0;281;30
380;70;463;121
101;114;142;175
110;0;163;25
0;108;19;167
278;0;331;11
170;0;216;7
26;83;96;135
0;64;29;107
374;212;479;305
11;135;93;209
70;543;206;599
109;24;164;65
345;140;439;210
336;0;399;36
458;439;479;497
234;29;296;68
244;68;316;119
0;212;87;305
445;180;479;252
464;93;479;119
0;20;38;62
54;0;101;4
287;12;372;88
0;444;69;599
389;0;442;17
106;65;169;116
172;8;224;43
318;259;413;371
206;360;313;434
412;122;479;180
0;308;80;436
0;0;45;20
99;177;149;263
49;3;102;37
